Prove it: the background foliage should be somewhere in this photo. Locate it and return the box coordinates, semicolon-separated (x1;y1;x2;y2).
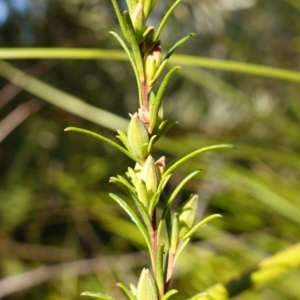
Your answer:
0;0;300;299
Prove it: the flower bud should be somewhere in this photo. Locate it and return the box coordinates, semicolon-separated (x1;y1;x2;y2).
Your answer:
127;113;149;161
130;2;146;43
178;194;198;239
139;155;160;199
136;268;158;300
145;43;162;85
155;156;165;177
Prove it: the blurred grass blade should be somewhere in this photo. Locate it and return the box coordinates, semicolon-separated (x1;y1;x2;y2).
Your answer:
1;49;300;82
225;168;300;226
81;291;117;299
0;60;128;131
191;242;300;300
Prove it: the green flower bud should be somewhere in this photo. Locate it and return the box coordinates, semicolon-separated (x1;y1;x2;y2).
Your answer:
145;43;162;86
139;155;160;199
178;194;198;240
136;268;158;300
130;2;146;43
140;0;159;19
127;113;149;161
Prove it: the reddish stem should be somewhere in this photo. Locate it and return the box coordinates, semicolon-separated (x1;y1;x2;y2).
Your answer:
165;251;175;291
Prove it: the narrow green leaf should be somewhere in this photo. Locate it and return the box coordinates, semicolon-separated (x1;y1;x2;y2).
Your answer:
109;193;151;251
159;171;200;240
150;58;169;86
161;289;178;300
116;129;130;149
81;291;117;299
174;238;190;266
164;33;195;60
170;213;179;252
166;170;201;208
147;134;157;153
116;283;136;300
149;0;159;15
123;11;144;81
143;0;152;19
109;31;142;103
64;127;138;163
164;144;236;177
111;174;152;232
137;177;150;210
110;0;128;39
149;66;180;133
130;192;153;232
148;190;161;216
154;0;183;41
156;243;165;298
109;175;137;196
155;120;178;140
127;167;140;191
125;0;134;11
142;26;154;41
181;214;222;241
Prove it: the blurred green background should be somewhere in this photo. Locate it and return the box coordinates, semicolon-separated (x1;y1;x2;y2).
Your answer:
0;0;300;299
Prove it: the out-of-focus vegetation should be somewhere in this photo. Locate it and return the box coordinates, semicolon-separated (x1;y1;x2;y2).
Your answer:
0;0;300;299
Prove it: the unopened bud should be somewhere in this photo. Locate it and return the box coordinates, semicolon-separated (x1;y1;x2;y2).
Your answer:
127;113;149;161
155;156;165;176
145;43;162;84
130;2;146;43
139;155;160;199
136;268;158;300
178;194;198;239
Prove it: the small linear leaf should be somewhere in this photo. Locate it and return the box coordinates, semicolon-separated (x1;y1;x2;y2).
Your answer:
164;144;236;177
155;120;177;140
123;11;144;81
110;0;128;39
154;0;182;41
174;238;190;266
166;170;201;209
116;283;136;300
150;58;169;85
164;33;195;60
109;193;151;250
162;289;178;300
64;127;138;163
109;31;142;103
147;134;157;153
149;66;180;133
156;243;165;298
181;214;222;241
109;176;136;196
116;129;130;149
